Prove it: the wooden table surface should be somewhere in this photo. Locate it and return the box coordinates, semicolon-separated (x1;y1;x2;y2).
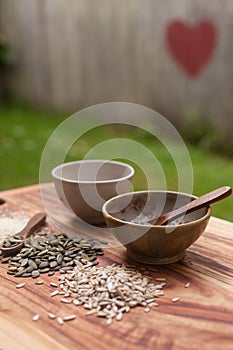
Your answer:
0;184;233;350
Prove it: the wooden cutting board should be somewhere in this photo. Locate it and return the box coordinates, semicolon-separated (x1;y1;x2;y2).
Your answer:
0;184;233;350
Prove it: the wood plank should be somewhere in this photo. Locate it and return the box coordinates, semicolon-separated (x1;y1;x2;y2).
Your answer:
0;184;233;350
1;0;233;139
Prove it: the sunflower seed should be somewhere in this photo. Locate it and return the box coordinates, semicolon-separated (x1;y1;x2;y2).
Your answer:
148;302;159;307
144;307;150;313
60;298;72;304
106;317;112;325
57;264;166;323
50;282;58;288
63;314;76;321
50;290;59;297
16;283;26;289
97;311;106;317
116;312;123;321
56;317;64;325
86;309;97;316
156;278;166;282
172;297;180;302
32;314;40;322
146;298;155;304
35;280;44;285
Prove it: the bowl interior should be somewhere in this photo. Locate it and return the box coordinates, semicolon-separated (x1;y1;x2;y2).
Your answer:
52;160;134;183
103;191;208;225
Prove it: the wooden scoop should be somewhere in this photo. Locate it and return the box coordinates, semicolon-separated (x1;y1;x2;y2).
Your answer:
152;186;232;226
1;212;46;256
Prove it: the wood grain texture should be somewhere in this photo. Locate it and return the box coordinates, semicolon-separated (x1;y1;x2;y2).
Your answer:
0;184;233;350
1;0;233;138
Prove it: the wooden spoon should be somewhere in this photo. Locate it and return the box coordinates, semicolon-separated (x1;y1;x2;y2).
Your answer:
1;212;46;256
152;186;232;226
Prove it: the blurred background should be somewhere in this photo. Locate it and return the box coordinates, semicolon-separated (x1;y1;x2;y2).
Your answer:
0;0;232;220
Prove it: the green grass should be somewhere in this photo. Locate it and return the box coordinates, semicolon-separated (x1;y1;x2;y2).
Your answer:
0;103;232;221
0;103;66;188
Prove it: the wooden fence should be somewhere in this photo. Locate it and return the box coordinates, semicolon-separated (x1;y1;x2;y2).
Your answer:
0;0;233;140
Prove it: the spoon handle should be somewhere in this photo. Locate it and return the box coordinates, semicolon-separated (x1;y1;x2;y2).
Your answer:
158;186;232;225
20;212;46;239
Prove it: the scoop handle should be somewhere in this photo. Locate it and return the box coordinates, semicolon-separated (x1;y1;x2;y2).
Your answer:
159;186;232;225
20;212;46;239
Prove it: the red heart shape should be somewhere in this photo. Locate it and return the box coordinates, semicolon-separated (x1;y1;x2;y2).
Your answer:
166;20;217;77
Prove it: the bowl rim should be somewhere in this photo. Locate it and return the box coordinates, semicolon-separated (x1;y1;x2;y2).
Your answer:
51;159;135;184
102;190;211;228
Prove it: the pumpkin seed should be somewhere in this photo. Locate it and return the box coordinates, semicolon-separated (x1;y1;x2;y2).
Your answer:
39;267;50;274
28;260;37;270
57;254;63;264
2;232;105;279
48;271;55;276
20;258;28;267
32;270;40;278
8;266;18;272
50;261;57;268
39;261;49;268
1;257;11;263
22;272;32;278
14;270;25;277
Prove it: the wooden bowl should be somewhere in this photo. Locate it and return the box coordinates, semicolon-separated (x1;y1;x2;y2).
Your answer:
102;190;211;264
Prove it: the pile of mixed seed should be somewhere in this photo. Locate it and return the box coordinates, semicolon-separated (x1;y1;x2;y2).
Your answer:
0;224;173;325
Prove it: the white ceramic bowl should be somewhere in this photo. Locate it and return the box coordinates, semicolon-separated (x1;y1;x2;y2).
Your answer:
52;160;134;224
